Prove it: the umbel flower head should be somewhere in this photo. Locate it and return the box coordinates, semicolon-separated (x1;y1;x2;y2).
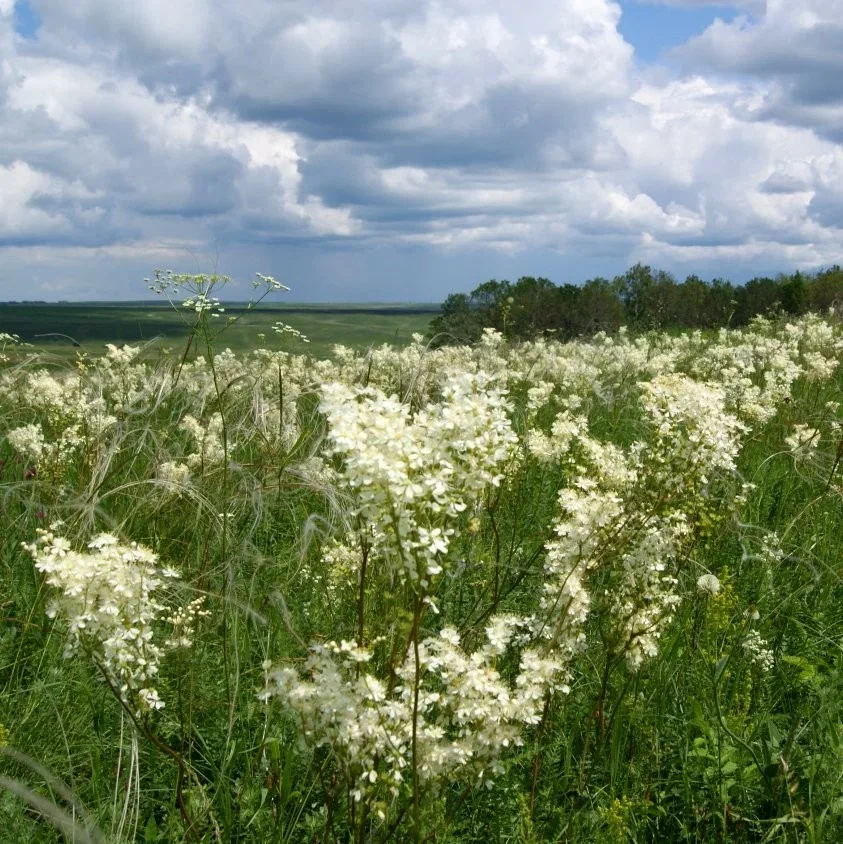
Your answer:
24;526;196;713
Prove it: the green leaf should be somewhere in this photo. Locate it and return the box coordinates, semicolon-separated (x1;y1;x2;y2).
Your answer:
144;815;159;844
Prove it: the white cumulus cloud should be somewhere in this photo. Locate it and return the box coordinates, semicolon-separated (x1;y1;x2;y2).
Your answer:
0;0;841;298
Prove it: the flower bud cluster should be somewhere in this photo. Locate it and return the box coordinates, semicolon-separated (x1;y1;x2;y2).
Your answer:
166;597;211;649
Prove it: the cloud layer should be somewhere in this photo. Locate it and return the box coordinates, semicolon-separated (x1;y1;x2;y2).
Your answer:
0;0;841;299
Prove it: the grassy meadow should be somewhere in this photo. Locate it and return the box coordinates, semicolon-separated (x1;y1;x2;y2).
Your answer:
0;302;439;361
1;280;842;842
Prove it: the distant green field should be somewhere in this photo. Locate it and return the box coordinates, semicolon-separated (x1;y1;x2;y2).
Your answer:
0;302;440;360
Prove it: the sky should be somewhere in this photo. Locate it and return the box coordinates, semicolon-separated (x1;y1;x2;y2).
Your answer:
0;0;841;302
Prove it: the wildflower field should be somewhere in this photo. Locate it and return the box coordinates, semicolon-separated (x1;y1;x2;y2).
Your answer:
2;274;843;842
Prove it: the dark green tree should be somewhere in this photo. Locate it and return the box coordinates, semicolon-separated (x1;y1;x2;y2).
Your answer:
427;293;483;346
576;278;625;335
807;266;843;312
734;277;780;325
780;271;806;315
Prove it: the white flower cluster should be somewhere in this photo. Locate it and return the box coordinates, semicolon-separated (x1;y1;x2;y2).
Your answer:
609;516;688;670
526;380;555;414
533;367;747;674
262;621;561;808
785;423;821;456
1;368;116;480
93;343;173;412
24;528;191;712
685;314;843;423
180;413;226;473
182;294;226;316
0;331;26;363
320;534;368;591
526;410;588;464
319;371;518;585
156;460;192;496
6;423;45;463
640;374;746;493
538;480;626;674
253;272;290;292
103;343;141;368
696;573;721;597
742;630;774;672
146;269;231;298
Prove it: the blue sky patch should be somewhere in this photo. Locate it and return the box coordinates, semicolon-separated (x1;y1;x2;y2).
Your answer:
14;1;41;40
618;1;741;62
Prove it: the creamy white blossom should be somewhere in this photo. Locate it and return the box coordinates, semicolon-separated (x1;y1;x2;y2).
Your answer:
262;619;562;807
24;528;195;713
319;372;518;584
785;423;821;455
743;630;774;672
696;574;721;597
6;423;45;462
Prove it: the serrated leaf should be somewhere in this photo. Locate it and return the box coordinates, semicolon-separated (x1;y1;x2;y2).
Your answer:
144;815;158;844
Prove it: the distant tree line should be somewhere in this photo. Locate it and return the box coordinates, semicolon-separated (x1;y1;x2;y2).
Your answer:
427;264;843;345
